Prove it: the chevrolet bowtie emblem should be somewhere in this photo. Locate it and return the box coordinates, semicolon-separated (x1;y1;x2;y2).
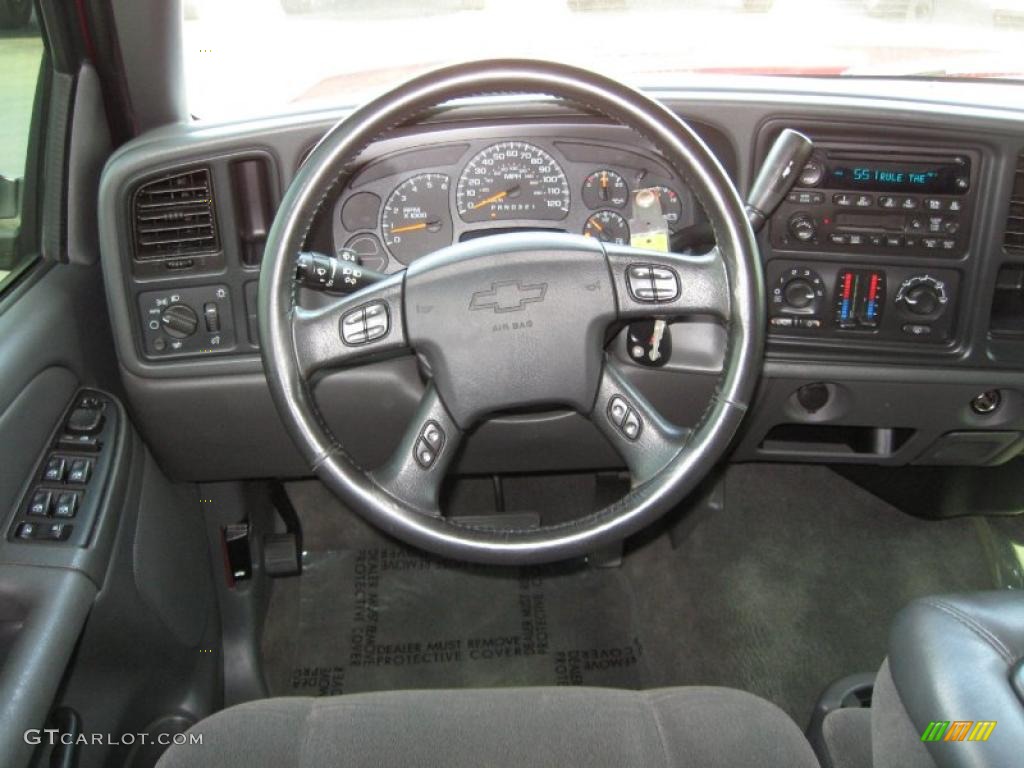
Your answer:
469;281;548;313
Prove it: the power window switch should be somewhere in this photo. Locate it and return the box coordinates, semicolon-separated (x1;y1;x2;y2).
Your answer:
43;456;67;482
16;522;37;540
67;459;92;485
28;490;53;516
53;492;79;519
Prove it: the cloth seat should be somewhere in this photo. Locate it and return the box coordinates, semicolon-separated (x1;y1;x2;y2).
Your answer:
157;685;820;767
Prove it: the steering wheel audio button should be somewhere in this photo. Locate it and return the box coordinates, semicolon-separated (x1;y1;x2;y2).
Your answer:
622;410;642;440
414;421;446;469
608;396;628;426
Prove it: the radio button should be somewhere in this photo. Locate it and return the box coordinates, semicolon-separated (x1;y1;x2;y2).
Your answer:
855;194;873;207
925;198;944;211
901;197;920;210
829;234;849;245
927;216;944;233
878;196;898;209
948;200;962;212
848;234;864;245
833;193;854;207
884;235;904;247
922;238;941;249
869;235;884;246
942;239;957;250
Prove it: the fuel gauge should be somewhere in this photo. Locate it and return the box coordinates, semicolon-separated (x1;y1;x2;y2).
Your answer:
582;170;629;209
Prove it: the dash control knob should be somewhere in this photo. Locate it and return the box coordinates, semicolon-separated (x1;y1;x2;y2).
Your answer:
784;279;816;309
788;213;817;243
896;276;948;318
773;268;825;316
160;303;199;338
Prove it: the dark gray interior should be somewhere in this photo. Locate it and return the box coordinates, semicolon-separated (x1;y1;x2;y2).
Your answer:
1;0;1023;766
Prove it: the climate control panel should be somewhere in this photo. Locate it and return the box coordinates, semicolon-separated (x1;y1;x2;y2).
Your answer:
767;261;959;343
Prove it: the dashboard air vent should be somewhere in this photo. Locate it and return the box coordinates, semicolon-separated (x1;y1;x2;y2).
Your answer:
1003;153;1024;252
132;167;219;261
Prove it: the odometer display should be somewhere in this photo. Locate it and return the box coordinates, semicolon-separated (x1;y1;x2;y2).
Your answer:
456;142;570;222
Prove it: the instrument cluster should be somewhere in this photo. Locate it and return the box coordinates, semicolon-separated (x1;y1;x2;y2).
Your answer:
330;137;697;273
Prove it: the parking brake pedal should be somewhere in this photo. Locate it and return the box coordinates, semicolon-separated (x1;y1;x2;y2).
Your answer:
263;481;303;578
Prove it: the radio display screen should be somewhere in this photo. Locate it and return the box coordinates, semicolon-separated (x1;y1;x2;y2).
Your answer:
825;160;969;194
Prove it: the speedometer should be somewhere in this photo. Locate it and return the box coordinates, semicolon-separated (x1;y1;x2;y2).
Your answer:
456;142;570;223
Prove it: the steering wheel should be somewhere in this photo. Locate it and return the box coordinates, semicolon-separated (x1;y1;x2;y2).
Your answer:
259;59;764;565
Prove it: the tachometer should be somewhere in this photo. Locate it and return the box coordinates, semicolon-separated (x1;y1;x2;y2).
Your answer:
381;173;452;265
456;142;570;222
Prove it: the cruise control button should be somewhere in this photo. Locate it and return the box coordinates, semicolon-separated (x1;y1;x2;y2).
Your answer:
608;396;628;427
626;265;655;303
29;490;52;516
650;266;680;302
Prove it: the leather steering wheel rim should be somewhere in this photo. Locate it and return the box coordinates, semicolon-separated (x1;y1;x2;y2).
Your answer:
259;59;764;565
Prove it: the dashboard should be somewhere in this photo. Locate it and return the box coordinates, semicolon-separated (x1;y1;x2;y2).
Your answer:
324;135;699;272
96;81;1024;482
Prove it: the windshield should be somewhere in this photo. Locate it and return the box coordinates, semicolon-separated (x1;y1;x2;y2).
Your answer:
183;0;1024;121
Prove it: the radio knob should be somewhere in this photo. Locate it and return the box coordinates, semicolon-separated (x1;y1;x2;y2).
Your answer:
788;213;817;242
798;159;825;187
783;278;817;310
160;303;199;338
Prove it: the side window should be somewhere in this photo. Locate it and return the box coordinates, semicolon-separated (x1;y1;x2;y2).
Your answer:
0;3;44;287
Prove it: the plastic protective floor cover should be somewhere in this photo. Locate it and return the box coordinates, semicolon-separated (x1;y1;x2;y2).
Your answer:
261;464;1014;724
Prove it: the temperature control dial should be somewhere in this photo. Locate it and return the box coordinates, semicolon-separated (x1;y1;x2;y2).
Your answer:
896;275;948;317
773;268;825;315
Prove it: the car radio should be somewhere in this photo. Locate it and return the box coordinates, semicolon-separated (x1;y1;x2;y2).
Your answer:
770;148;974;258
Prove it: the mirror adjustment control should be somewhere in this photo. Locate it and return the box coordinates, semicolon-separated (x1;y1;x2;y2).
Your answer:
66;406;104;435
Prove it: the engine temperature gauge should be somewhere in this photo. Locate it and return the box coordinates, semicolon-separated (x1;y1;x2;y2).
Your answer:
583;211;630;244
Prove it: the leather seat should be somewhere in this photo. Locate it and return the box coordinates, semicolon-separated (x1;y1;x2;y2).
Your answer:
157;686;820;767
